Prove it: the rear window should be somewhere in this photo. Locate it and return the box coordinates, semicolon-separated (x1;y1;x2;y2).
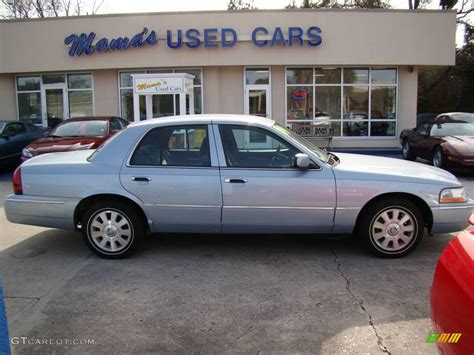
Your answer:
52;120;108;137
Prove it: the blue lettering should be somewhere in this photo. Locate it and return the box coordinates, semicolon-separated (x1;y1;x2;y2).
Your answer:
109;37;130;50
288;27;304;46
306;26;322;46
252;27;269;47
64;32;95;56
167;30;183;49
95;38;109;52
185;29;201;48
221;28;237;48
130;32;144;47
204;28;218;48
271;27;286;47
145;30;158;46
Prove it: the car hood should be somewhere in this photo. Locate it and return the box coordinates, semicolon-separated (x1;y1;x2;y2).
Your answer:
26;136;106;155
332;153;460;185
443;136;474;155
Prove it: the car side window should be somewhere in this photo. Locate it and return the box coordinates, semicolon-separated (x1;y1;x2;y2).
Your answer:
110;119;122;132
130;125;210;167
416;123;429;134
218;125;299;168
4;123;26;134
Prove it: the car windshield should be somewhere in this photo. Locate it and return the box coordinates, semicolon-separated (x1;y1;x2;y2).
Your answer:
273;123;328;162
51;120;108;137
0;123;5;134
430;122;474;137
451;113;474;123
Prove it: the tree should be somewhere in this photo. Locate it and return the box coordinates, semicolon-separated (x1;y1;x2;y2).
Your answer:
1;0;104;19
285;0;390;9
227;0;257;10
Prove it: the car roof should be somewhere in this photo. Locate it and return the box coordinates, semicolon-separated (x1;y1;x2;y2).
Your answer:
58;116;120;122
128;114;276;128
437;112;474;117
422;119;468;125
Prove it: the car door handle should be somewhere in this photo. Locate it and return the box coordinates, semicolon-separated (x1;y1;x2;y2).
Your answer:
224;178;248;184
132;176;151;182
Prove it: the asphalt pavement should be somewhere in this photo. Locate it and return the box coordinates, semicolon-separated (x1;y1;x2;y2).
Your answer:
0;159;473;354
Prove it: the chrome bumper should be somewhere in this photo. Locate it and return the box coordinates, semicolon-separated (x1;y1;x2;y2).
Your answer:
430;201;474;235
4;194;80;230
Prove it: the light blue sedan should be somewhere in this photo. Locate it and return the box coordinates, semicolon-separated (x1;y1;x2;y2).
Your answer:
5;115;473;258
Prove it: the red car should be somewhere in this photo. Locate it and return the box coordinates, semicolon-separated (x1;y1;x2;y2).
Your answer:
21;116;128;161
431;214;474;354
400;120;474;170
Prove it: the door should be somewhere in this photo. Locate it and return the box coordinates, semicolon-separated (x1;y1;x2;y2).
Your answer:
245;85;271;118
411;123;432;159
42;84;68;128
215;124;336;234
120;124;222;233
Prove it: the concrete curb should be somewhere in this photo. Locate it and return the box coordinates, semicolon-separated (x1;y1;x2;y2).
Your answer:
0;278;11;355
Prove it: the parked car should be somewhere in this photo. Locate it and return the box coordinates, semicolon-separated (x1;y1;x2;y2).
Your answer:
430;214;474;355
434;112;474;124
0;121;44;166
5;115;473;259
21;116;129;161
416;113;437;126
400;120;474;169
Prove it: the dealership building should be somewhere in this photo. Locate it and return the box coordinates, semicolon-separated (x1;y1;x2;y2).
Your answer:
0;9;456;148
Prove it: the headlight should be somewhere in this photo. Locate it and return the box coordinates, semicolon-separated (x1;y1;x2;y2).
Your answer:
440;187;468;203
22;148;33;158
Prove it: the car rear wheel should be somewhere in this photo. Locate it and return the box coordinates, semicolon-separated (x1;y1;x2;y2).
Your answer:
82;201;144;259
402;141;416;161
432;147;444;168
358;198;424;258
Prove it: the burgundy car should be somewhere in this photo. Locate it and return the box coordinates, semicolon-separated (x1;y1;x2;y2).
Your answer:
431;214;474;354
21;116;128;161
400;120;474;170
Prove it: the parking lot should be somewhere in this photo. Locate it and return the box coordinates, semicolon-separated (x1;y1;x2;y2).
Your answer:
1;161;473;354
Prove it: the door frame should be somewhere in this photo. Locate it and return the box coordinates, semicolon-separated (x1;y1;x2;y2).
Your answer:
41;83;68;127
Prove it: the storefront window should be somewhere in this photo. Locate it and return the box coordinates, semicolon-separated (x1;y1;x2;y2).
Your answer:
245;68;269;85
68;74;92;89
69;90;93;117
287;86;313;120
119;68;203;121
286;67;397;137
43;74;65;84
17;76;41;91
18;92;42;125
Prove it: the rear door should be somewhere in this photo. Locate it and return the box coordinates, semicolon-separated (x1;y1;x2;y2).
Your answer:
120;124;222;233
215;124;336;234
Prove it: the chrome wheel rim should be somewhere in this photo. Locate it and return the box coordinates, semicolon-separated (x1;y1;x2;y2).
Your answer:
402;142;409;158
433;151;442;167
88;209;133;253
370;207;417;253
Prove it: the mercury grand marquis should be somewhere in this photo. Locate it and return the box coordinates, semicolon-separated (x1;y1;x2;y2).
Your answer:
5;115;473;259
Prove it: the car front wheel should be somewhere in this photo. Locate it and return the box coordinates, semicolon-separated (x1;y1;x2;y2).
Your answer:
432;147;444;168
82;201;144;259
402;141;416;161
358;198;424;258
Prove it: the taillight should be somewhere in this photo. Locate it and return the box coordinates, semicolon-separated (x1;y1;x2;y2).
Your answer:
12;166;22;195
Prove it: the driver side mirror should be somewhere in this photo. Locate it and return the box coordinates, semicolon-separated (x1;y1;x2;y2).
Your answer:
294;153;310;170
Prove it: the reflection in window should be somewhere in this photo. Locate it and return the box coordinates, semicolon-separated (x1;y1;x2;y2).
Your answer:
18;92;42;125
287;87;313;120
67;74;92;89
17;76;41;91
286;67;397;137
245;68;269;85
315;67;341;84
69;91;93;117
371;87;396;119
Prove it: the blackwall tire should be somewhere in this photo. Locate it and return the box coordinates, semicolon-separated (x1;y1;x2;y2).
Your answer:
402;141;416;161
358;198;424;258
82;201;144;259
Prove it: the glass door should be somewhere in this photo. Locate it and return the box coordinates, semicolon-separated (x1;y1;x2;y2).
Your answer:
42;84;68;128
244;85;272;148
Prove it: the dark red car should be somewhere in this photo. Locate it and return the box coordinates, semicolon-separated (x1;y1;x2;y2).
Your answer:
400;120;474;170
21;116;128;161
431;214;474;355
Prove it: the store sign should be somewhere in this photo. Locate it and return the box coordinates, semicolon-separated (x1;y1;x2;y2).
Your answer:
133;76;193;95
64;26;322;57
291;88;310;100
